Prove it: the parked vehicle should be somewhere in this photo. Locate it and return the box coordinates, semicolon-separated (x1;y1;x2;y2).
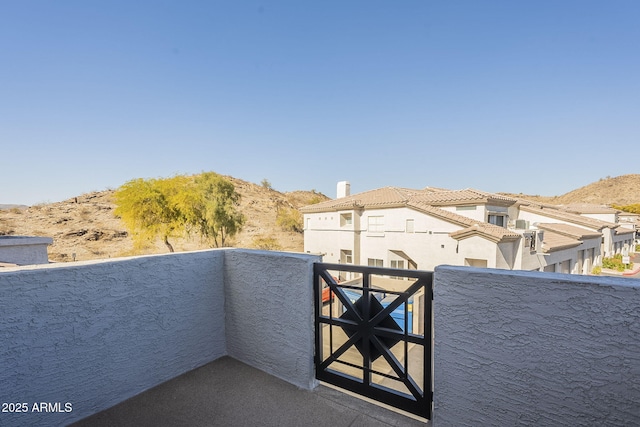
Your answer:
381;296;413;333
340;289;413;334
321;277;340;303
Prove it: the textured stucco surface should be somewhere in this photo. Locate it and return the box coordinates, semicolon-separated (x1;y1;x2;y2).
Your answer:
433;266;640;427
0;236;52;265
0;250;226;427
224;249;320;390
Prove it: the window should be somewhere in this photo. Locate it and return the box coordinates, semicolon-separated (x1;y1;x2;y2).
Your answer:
390;260;405;269
340;213;353;227
456;206;477;211
406;219;414;233
488;214;506;227
390;259;405;279
368;258;383;267
341;250;353;264
368;216;384;232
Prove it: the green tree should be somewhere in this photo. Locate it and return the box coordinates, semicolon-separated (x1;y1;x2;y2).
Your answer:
114;172;245;251
114;175;189;252
276;207;303;233
186;172;245;248
612;203;640;214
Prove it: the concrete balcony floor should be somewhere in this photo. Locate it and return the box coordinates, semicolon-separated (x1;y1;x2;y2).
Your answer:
70;356;428;427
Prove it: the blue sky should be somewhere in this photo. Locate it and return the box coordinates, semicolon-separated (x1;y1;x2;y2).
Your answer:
2;1;639;205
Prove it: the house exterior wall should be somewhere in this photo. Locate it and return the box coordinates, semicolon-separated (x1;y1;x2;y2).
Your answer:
535;236;602;274
611;231;635;256
433;266;640;427
304;211;356;264
517;210;581;229
486;204;509;218
440;205;485;222
512;234;543;271
306;205;537;272
541;246;577;273
585;235;603;267
305;202;605;275
455;236;498;268
0;251;226;427
440;204;509;224
361;208;457;270
581;212;617;222
600;228;620;257
305;207;473;271
517;210;608;265
495;241;516;269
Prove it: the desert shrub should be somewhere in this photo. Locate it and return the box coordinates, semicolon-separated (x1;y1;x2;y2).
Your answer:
602;254;632;272
252;235;281;250
79;207;93;220
260;179;272;190
276;207;303;233
307;195;323;205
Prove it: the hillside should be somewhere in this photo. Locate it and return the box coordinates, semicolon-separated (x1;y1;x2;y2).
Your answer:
3;173;639;264
0;176;328;263
500;174;640;206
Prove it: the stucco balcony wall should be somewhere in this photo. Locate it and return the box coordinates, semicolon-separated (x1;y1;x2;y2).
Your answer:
0;236;53;265
224;249;318;390
4;249;639;426
0;249;319;427
433;265;640;427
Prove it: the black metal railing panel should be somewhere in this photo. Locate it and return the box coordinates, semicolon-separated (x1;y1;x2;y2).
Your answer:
314;262;433;419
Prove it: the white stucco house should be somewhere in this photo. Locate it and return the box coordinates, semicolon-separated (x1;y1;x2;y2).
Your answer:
301;182;636;275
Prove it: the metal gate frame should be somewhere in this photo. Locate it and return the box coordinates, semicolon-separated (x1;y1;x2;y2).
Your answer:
314;263;433;419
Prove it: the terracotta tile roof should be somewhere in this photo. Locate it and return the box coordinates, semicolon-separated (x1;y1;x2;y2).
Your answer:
541;231;582;253
411;188;517;206
615;227;635;235
559;204;618;214
536;223;602;240
301;186;517;213
421;186;452;192
518;204;617;230
300;187;417;213
448;224;521;243
408;201;521;243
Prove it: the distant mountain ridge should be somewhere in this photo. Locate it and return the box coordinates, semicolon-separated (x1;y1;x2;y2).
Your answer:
499;174;640;206
0;204;28;210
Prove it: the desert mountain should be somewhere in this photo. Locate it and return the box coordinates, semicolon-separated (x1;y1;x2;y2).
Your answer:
0;176;328;263
499;174;640;206
2;174;638;264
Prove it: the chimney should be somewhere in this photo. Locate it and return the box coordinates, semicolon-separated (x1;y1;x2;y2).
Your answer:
337;181;350;199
